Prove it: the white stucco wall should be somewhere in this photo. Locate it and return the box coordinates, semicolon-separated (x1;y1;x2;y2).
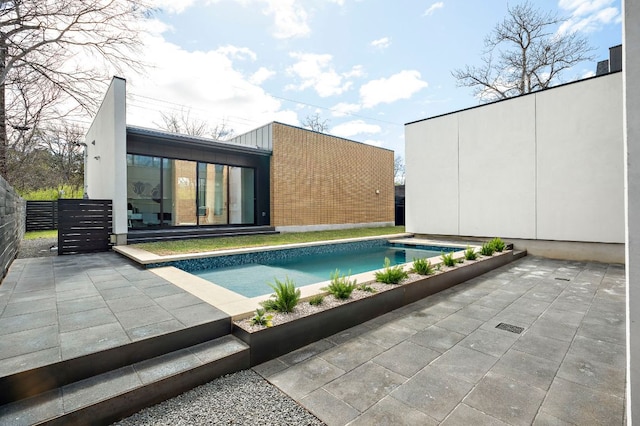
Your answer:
405;72;624;245
84;77;128;242
624;0;640;420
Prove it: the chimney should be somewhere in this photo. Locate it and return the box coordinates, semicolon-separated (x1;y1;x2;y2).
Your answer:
609;45;622;72
596;60;610;76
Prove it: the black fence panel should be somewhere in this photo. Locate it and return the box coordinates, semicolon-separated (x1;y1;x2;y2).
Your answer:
0;177;25;281
58;199;113;255
26;201;58;231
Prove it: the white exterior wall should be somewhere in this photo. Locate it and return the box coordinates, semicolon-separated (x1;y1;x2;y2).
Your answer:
624;0;640;420
405;72;624;246
405;113;459;235
84;77;128;243
537;76;624;243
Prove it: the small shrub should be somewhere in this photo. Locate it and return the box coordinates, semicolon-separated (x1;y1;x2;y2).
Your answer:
464;246;478;261
375;257;408;284
441;251;457;267
309;294;324;306
323;269;358;299
480;241;495;256
261;277;301;313
250;308;273;327
357;283;377;293
490;237;506;252
412;257;434;275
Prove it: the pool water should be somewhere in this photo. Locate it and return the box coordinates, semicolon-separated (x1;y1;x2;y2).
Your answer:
191;244;457;298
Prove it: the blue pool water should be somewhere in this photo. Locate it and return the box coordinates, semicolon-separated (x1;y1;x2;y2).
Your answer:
191;243;461;298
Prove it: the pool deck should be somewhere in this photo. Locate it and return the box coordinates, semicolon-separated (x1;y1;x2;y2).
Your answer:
114;234;479;319
0;243;627;424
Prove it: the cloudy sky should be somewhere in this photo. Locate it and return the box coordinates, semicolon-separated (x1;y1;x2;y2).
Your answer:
121;0;622;159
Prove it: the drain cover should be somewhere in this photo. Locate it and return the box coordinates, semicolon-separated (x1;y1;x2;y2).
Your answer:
555;277;571;281
495;323;524;334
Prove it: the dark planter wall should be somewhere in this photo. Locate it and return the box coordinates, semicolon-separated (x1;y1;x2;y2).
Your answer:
0;176;25;281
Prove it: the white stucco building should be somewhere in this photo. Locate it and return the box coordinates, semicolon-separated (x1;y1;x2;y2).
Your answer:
405;68;624;263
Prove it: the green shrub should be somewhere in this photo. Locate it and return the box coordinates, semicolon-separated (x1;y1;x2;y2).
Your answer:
412;257;434;275
357;283;376;293
375;257;408;284
441;251;457;267
480;242;495;256
323;269;357;299
309;294;324;306
464;246;478;261
261;277;301;313
250;308;273;327
18;185;83;200
490;237;506;252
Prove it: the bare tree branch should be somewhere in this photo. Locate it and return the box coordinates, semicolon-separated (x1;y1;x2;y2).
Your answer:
302;113;330;133
0;0;154;180
451;1;594;103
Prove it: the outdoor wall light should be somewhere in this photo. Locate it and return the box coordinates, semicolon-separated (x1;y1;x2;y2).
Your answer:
94;155;101;160
91;140;96;145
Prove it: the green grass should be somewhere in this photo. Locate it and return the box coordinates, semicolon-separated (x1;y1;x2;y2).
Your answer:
134;226;406;255
24;230;58;240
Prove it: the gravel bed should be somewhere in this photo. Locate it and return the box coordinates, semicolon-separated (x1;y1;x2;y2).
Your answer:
112;370;324;426
16;237;58;258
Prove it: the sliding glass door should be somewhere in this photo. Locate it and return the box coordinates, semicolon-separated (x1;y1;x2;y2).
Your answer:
127;154;255;229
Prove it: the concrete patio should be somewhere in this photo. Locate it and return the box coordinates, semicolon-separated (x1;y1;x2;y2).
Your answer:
255;256;626;425
0;251;627;425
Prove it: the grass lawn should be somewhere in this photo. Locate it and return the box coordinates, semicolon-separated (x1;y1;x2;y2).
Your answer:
24;230;58;240
134;226;407;256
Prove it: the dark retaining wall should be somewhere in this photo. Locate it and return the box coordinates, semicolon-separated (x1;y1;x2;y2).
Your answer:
0;176;25;281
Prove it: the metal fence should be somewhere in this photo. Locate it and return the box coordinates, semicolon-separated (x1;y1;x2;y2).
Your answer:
58;199;113;255
26;201;58;231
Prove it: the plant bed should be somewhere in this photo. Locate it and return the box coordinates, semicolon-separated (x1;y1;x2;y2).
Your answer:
233;249;523;366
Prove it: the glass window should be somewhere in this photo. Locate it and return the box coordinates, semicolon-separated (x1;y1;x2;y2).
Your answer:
126;154;162;229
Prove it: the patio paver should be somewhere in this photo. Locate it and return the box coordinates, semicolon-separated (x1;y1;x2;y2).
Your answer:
257;256;626;425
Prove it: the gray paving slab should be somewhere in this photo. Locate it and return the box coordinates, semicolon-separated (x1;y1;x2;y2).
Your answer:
0;251;229;375
258;256;626;425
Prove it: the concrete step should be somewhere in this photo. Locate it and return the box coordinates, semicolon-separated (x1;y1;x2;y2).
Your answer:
0;335;250;426
0;315;232;407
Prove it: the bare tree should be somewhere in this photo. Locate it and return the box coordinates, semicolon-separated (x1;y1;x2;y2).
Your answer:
210;122;235;140
157;109;209;137
156;109;236;140
302;113;329;133
451;1;594;102
0;0;153;180
394;155;405;185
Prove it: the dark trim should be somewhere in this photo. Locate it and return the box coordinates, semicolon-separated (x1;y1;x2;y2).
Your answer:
405;70;623;126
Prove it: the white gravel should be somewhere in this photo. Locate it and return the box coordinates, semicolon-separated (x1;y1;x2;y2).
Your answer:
112;370;324;425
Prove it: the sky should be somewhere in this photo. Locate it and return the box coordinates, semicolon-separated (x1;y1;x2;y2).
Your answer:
120;0;623;160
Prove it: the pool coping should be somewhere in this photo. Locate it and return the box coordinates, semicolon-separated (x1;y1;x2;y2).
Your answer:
113;233;415;265
119;235;482;320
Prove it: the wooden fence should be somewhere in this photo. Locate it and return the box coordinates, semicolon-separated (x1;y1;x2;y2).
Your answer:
0;177;25;280
26;201;58;231
58;199;113;255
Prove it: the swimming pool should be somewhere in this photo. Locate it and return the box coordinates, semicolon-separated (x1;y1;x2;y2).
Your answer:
186;241;463;298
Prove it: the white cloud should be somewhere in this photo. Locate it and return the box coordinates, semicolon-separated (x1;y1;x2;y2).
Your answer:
359;70;428;108
149;0;197;14
371;37;391;49
326;0;346;5
423;2;444;16
286;52;361;97
261;0;310;39
331;120;381;138
330;102;361;117
249;67;276;84
123;28;298;134
558;0;620;33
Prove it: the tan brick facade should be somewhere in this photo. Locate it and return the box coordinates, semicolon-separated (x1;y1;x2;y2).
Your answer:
270;123;394;228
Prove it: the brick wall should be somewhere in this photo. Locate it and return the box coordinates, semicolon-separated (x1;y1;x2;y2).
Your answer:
271;123;394;228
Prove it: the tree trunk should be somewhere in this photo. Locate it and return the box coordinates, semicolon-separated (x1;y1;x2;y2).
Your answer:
0;40;6;180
